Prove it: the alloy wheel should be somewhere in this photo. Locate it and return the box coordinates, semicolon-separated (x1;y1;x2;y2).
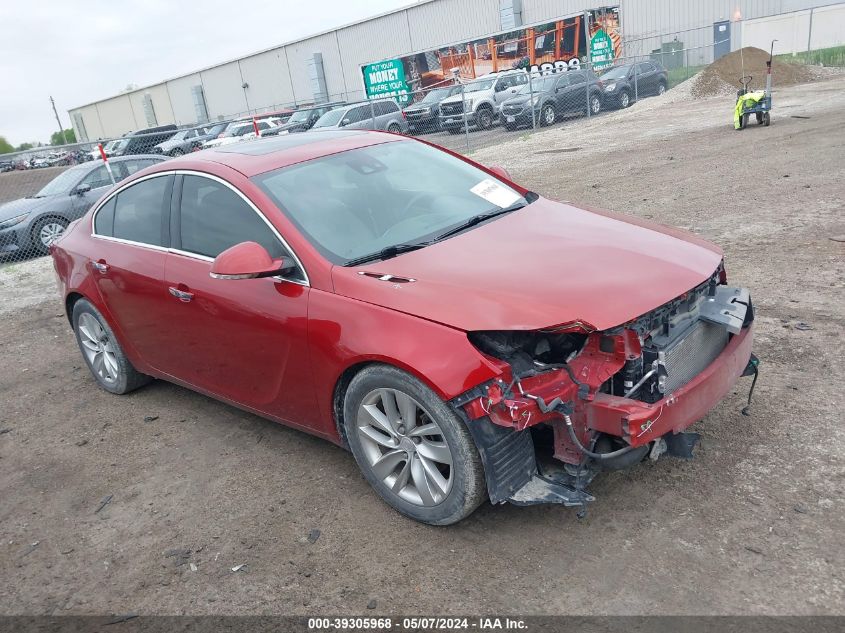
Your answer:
658;83;666;96
620;92;630;108
38;221;66;248
77;313;119;384
591;96;602;114
356;388;454;506
542;104;555;125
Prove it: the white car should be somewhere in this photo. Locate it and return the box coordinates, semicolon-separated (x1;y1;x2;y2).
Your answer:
202;118;281;149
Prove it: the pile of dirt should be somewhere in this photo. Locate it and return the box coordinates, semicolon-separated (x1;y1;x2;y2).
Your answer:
689;47;818;99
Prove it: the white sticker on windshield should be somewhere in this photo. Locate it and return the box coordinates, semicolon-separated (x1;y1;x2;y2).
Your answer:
470;179;521;208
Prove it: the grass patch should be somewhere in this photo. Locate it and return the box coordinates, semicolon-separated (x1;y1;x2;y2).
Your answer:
666;65;706;88
776;45;845;67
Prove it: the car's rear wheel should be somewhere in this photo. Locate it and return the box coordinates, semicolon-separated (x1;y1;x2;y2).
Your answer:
589;94;602;115
657;81;667;96
32;217;68;254
387;122;401;133
72;299;152;395
343;365;486;525
171;148;185;156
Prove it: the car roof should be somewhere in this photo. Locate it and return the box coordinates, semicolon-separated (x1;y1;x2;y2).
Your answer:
151;130;404;178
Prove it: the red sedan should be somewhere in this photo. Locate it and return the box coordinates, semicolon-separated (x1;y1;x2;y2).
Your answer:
50;130;757;525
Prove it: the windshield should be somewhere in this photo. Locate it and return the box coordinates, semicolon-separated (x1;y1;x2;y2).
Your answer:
601;65;629;81
517;75;556;93
35;165;89;197
420;88;451;103
313;108;346;128
229;124;253;137
169;130;190;141
465;78;496;93
288;110;313;123
254;141;528;264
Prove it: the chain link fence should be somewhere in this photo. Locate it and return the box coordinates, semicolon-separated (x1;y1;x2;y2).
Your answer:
1;18;841;265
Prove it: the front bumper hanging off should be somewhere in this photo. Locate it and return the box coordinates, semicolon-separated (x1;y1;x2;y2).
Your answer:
454;287;757;508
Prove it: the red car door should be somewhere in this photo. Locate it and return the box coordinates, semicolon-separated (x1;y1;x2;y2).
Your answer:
89;174;175;371
156;174;318;429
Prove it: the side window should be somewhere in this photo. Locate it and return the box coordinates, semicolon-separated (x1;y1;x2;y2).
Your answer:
555;74;570;89
80;165;117;190
94;197;117;236
345;106;369;124
178;176;302;280
111;175;171;246
569;72;586;85
124;159;157;176
512;73;528;86
374;101;396;116
258;121;272;131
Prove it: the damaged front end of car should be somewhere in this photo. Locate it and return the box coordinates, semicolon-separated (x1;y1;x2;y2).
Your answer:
451;264;758;513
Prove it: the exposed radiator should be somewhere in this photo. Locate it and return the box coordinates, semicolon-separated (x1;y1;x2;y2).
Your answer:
660;320;729;393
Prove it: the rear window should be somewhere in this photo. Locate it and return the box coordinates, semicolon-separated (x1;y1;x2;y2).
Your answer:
104;175;172;246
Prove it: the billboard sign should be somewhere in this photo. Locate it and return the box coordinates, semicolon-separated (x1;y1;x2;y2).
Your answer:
361;6;621;101
588;7;622;71
362;59;412;105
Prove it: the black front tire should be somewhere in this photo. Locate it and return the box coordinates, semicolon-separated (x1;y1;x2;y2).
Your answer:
343;365;487;525
475;107;494;130
72;299;152;395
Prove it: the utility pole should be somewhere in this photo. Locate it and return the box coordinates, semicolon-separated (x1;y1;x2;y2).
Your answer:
49;96;67;145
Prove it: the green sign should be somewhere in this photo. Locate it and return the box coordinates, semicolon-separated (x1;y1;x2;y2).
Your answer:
362;59;411;105
589;28;615;71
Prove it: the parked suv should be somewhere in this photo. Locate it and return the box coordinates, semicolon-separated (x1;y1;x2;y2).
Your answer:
600;61;668;109
438;71;528;133
152;124;228;156
263;103;346;136
500;70;604;130
120;124;179;155
312;99;408;133
402;85;461;134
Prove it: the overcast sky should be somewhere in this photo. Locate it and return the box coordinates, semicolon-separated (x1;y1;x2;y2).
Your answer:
0;0;411;146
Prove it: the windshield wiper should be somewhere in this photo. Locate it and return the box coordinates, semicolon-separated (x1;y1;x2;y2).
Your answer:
431;201;528;243
343;241;432;267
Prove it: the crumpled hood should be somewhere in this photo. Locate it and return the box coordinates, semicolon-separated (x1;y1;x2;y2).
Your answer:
331;197;723;332
0;196;54;222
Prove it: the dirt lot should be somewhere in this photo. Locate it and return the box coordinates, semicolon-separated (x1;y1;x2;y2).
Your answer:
1;76;843;617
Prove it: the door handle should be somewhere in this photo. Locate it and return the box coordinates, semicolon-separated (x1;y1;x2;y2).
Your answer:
168;286;194;302
92;260;109;274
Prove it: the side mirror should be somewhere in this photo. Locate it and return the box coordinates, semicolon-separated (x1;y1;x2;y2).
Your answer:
210;241;295;280
488;164;512;181
340;118;351;127
74;183;92;196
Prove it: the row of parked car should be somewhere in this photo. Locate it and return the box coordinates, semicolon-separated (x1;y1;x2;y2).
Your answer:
2;61;667;176
402;60;669;134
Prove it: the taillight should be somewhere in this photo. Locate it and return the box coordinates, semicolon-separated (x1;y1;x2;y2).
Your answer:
719;263;728;284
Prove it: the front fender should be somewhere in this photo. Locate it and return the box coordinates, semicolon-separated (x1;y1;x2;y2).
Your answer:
307;289;503;441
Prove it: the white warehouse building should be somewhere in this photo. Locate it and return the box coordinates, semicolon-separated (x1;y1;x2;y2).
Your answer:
68;0;844;140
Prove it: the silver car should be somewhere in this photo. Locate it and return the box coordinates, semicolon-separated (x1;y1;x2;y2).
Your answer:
312;99;409;133
0;155;165;256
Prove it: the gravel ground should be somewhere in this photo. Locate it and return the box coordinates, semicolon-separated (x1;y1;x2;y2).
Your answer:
0;76;843;617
